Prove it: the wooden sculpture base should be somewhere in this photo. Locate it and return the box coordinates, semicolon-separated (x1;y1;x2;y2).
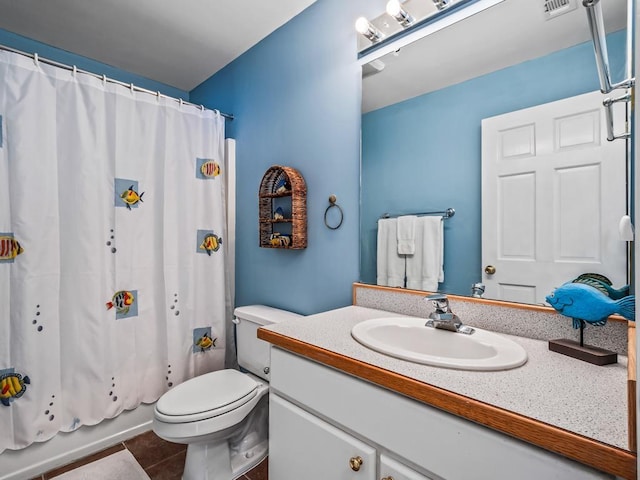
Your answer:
548;339;617;366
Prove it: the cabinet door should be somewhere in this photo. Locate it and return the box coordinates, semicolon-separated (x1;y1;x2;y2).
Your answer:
270;394;376;480
380;454;436;480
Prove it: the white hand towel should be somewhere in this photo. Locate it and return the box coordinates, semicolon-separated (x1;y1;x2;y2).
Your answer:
397;215;417;254
377;218;405;287
406;216;444;291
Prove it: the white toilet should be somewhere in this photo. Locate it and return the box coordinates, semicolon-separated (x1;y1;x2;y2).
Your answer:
153;305;301;480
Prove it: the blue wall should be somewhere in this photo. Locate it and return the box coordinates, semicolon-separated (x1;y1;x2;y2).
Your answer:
0;29;188;99
191;0;377;315
360;31;627;296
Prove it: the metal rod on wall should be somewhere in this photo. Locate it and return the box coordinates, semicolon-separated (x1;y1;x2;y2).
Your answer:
603;93;631;141
583;0;634;142
583;0;634;94
0;43;234;120
380;208;455;219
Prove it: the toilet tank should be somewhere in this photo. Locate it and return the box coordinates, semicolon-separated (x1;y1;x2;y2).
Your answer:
234;305;302;381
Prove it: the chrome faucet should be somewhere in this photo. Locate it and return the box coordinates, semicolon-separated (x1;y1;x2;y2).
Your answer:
424;294;475;335
471;283;485;298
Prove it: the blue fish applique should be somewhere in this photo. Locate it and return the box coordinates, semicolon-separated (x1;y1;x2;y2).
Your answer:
546;282;635;329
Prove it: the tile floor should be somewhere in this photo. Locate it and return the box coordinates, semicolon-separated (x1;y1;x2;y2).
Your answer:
30;430;268;480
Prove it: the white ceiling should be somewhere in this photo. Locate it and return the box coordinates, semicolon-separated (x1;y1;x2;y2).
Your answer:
0;0;317;92
362;0;627;113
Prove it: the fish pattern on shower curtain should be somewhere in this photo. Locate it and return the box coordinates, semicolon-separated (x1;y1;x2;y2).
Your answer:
0;51;228;452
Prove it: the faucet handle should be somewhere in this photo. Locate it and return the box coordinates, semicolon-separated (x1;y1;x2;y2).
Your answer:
425;293;449;312
425;293;447;301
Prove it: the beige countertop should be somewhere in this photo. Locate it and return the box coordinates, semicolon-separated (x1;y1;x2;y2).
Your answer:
258;305;635;479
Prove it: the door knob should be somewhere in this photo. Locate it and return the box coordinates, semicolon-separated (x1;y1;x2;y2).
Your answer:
349;456;363;471
381;477;394;480
484;265;496;275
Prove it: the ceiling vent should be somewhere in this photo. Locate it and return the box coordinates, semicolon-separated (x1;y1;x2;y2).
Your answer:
543;0;577;20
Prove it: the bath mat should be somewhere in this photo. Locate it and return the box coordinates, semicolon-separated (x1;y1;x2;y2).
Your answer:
50;449;151;480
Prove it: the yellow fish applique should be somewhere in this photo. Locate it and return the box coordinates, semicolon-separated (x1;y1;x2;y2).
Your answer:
120;185;144;210
199;234;222;256
0;236;24;261
196;333;216;352
106;290;135;315
0;372;30;406
200;161;220;178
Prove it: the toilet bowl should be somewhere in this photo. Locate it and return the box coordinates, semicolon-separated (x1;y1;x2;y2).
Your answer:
152;305;301;480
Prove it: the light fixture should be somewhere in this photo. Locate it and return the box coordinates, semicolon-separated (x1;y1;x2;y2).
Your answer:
357;0;505;59
386;0;415;28
362;59;386;78
433;0;451;10
355;17;385;44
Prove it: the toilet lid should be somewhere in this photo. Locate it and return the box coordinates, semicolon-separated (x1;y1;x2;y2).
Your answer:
156;369;258;419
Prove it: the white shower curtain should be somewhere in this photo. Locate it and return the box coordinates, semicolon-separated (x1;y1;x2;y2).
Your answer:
0;51;228;452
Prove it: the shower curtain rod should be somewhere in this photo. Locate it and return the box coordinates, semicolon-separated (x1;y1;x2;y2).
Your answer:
0;43;235;121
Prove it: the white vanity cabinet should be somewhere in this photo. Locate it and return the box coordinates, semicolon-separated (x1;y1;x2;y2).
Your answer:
268;347;612;480
380;454;434;480
270;393;430;480
270;394;377;479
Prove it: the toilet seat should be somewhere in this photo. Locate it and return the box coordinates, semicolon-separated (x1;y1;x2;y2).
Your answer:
155;369;259;424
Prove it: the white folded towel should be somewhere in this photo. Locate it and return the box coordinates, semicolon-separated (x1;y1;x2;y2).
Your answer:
397;215;417;254
406;216;444;291
377;218;405;287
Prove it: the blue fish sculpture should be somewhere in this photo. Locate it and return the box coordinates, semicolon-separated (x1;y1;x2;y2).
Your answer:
546;282;635;329
572;273;630;300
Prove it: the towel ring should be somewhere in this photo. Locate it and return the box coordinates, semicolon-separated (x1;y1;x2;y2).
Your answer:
324;195;344;230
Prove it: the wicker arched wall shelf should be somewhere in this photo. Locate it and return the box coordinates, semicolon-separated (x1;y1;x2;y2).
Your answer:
259;165;307;249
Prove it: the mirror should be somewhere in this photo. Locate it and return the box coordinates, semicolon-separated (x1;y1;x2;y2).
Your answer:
359;0;629;304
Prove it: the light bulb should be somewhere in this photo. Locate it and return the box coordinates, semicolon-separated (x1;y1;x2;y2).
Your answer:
355;17;384;43
355;17;371;35
386;0;401;17
386;0;415;28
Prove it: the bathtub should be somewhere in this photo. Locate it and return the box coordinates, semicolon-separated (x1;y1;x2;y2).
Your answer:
0;403;155;480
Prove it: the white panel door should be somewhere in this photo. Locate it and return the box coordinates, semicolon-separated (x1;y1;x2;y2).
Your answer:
269;394;377;480
482;91;627;304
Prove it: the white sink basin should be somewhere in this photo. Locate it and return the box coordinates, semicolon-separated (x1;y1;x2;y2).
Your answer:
351;317;527;371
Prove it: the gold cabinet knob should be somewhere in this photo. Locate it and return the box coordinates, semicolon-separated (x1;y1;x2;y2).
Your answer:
484;265;496;275
349;456;363;471
382;477;394;480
